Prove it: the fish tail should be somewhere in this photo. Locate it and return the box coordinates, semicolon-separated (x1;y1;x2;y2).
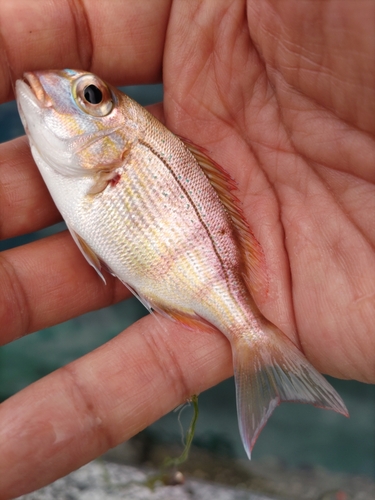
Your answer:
232;319;349;459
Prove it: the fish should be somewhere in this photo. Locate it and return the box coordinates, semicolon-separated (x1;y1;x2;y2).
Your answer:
15;69;348;458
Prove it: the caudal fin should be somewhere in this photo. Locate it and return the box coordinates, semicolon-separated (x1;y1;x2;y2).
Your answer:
232;321;348;459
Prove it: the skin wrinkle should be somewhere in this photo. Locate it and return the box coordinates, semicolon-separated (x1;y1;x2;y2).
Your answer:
316;169;375;248
284;192;374;380
0;17;14;102
273;31;367;93
0;252;30;341
237;55;297;338
66;0;94;71
214;9;255;129
330;232;373;300
254;157;299;347
167;4;239;115
267;70;375;183
60;363;115;451
272;84;375;185
337;316;372;381
173;35;259;147
311;161;375;251
230;82;295;336
212;3;244;85
250;2;375;132
0;159;6;241
239;136;297;345
302;71;361;140
140;324;192;405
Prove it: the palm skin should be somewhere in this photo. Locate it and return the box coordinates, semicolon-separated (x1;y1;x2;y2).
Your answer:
0;0;374;498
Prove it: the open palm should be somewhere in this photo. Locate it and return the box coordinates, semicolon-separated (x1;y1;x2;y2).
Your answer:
0;1;374;498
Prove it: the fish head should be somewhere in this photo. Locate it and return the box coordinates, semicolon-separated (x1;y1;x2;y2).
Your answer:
16;69;138;178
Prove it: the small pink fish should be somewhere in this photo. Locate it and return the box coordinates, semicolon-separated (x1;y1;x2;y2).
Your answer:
16;69;348;458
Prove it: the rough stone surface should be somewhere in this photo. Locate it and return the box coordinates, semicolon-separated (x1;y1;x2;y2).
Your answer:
15;453;375;500
104;441;375;500
16;461;273;500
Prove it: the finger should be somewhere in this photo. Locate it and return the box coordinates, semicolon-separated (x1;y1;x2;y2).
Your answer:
0;0;172;102
0;313;233;499
0;231;130;345
147;102;165;124
0;137;61;240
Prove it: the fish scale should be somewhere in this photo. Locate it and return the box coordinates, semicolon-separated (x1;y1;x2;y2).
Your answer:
16;69;348;459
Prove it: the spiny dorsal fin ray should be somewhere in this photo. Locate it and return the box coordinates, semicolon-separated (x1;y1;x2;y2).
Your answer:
180;137;269;296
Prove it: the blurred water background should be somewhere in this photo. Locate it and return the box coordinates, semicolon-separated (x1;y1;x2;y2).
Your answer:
0;85;374;480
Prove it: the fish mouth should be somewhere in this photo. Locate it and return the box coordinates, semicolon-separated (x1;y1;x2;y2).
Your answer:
21;72;53;108
16;73;54;148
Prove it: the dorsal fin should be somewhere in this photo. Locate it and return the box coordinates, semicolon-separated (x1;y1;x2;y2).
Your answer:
180;137;269;297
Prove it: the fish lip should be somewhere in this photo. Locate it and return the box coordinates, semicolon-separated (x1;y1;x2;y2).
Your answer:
22;72;53;108
15;79;38;134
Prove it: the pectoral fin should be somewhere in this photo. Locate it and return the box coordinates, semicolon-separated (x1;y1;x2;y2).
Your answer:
88;143;133;195
66;223;106;283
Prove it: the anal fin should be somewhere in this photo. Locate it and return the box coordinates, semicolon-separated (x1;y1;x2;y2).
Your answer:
155;307;219;334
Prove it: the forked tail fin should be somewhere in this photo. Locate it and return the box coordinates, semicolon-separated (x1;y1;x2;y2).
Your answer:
232;320;349;459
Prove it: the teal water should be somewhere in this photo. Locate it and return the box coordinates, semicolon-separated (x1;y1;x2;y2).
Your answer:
0;86;374;479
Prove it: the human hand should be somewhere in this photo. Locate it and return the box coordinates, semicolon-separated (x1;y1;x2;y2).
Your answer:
0;0;374;498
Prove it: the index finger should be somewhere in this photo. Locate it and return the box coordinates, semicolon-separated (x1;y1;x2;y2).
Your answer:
0;312;233;498
0;0;172;102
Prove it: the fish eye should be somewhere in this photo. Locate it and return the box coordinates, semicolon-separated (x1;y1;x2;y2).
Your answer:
73;75;113;117
84;84;103;104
